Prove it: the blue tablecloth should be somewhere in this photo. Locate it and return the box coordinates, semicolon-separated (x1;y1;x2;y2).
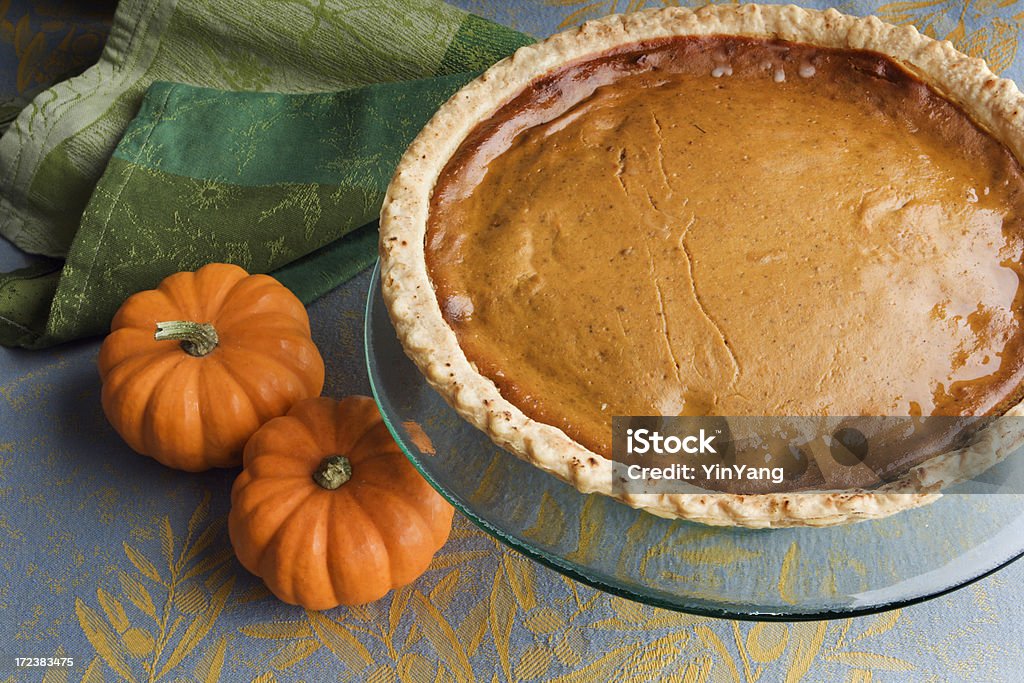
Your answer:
2;1;1024;681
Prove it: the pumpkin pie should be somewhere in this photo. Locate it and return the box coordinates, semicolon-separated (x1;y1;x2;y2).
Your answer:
378;5;1024;527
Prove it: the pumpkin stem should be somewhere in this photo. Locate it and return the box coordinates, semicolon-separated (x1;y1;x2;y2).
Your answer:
314;455;352;490
154;321;219;357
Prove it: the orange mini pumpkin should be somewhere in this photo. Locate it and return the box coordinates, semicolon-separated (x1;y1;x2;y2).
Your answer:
98;263;325;471
228;396;454;609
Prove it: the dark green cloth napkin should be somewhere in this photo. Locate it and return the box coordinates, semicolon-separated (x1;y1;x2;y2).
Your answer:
0;10;531;348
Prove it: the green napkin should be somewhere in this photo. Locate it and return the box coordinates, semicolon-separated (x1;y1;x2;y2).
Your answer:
0;0;532;348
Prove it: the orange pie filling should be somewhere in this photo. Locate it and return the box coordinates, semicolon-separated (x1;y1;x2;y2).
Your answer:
425;36;1024;460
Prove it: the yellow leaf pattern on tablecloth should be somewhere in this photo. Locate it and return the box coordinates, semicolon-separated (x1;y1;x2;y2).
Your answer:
550;0;1023;74
75;599;135;682
309;610;374;672
5;3;1024;682
193;637;227;683
747;623;789;664
79;657;105;683
70;492;239;682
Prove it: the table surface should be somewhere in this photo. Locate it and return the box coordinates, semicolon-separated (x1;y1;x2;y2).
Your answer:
3;1;1024;681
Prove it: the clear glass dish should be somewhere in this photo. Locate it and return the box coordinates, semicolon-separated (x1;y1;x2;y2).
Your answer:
365;262;1024;620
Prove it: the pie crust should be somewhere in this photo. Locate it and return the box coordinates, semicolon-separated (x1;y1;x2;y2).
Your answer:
378;4;1024;527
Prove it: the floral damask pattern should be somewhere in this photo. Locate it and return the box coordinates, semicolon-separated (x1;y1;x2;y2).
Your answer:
62;507;956;682
0;1;113;127
72;493;235;682
546;0;1024;73
3;2;1024;682
874;0;1024;71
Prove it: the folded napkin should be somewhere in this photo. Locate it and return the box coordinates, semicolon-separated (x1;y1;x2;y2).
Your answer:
0;0;531;348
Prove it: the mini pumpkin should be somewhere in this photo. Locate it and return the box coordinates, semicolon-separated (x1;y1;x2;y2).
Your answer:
228;396;454;609
98;263;325;471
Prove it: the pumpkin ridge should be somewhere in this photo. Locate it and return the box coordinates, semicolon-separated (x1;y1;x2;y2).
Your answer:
98;327;169;375
212;312;309;339
351;431;404;467
99;335;176;378
264;491;333;605
241;483;322;580
235;334;325;395
344;455;418;489
158;270;205;323
100;340;179;383
142;358;205;464
194;360;261;466
199;356;262;436
355;471;454;547
214;279;310;332
102;352;187;453
322;397;380;456
233;476;313;526
320;495;345;607
226;360;310;417
343;420;399;465
349;476;432;505
229;470;253;504
192;263;249;317
292;397;344;453
241;413;321;467
217;345;320;416
327;491;392;604
349;483;436;585
248;450;322;479
236;475;313;510
109;288;180;331
247;424;323;471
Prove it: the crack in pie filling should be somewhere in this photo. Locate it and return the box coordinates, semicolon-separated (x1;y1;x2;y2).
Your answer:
381;5;1024;526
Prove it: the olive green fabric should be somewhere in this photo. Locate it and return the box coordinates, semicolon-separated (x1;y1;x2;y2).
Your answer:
0;0;531;348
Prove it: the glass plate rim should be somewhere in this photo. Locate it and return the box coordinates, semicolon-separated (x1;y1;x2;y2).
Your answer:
362;260;1024;621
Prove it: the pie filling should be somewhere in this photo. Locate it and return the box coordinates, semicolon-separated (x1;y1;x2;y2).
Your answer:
426;36;1024;464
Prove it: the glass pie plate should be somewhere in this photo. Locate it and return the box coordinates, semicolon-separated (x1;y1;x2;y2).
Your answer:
365;262;1024;620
